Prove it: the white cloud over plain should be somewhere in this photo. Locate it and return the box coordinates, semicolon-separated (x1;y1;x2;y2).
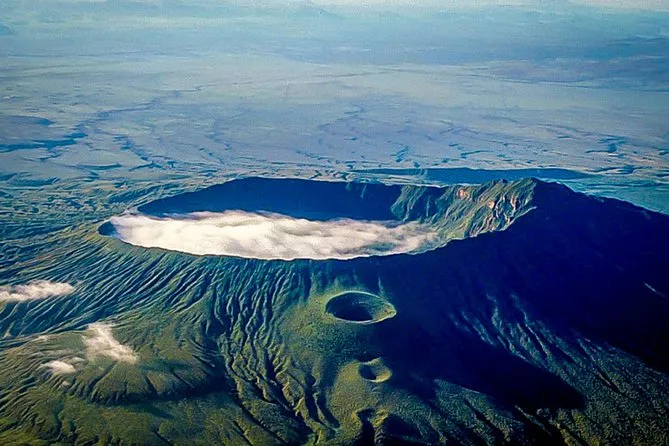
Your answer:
84;323;138;363
109;211;440;260
0;281;75;303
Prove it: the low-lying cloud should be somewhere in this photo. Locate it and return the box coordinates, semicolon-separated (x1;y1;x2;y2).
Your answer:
37;325;135;376
108;211;440;260
84;323;138;363
0;280;75;303
42;360;77;375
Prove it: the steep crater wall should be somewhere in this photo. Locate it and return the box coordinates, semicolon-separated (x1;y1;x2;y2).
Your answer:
100;177;539;260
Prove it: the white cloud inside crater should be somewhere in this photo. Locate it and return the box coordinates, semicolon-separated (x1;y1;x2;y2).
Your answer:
0;281;75;303
109;211;440;260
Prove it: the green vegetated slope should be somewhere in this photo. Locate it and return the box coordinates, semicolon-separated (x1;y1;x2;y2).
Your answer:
1;178;668;445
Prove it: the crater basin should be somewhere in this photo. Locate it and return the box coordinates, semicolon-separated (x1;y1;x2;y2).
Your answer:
325;291;397;324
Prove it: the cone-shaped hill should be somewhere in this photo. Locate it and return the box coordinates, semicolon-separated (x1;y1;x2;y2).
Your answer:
1;177;668;445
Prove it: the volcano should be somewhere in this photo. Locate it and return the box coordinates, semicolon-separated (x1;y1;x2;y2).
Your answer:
0;177;668;445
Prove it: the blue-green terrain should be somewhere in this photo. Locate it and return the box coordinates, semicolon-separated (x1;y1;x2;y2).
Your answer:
1;0;668;444
2;177;669;444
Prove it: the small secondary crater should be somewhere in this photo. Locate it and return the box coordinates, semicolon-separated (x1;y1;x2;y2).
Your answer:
359;358;392;383
325;292;397;324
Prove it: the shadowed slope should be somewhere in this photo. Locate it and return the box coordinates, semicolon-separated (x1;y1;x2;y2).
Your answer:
137;178;401;221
